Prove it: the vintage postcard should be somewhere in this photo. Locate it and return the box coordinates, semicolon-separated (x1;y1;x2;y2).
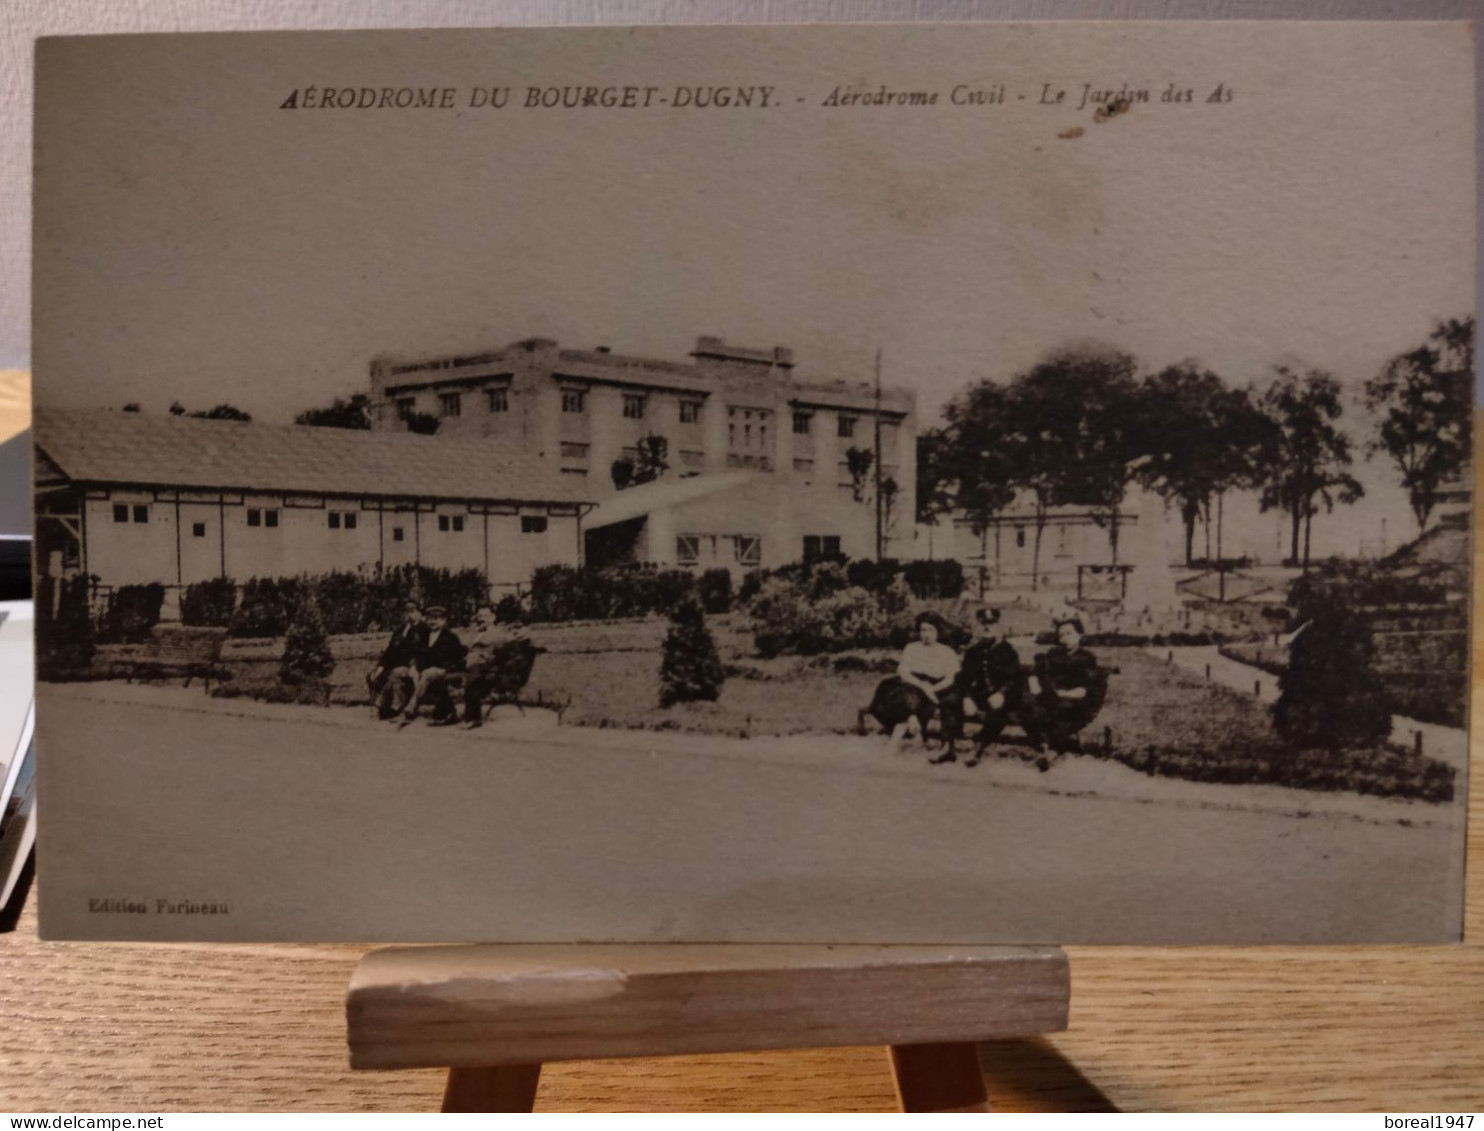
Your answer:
32;22;1472;942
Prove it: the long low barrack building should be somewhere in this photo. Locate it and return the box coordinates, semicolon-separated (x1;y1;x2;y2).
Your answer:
32;408;594;601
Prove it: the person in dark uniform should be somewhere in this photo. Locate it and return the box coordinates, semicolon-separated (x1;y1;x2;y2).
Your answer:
403;605;467;726
1021;617;1106;757
931;605;1024;767
369;600;428;720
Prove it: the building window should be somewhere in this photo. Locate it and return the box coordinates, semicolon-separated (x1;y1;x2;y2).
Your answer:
439;392;461;418
562;389;586;414
802;534;841;562
328;510;358;531
622;394;646;420
395;397;415;417
793;458;814;476
192;522;207;538
328;512;339;529
392;527;405;542
676;534;700;566
246;507;279;528
793;412;811;435
265;509;279;528
838;415;857;439
437;515;466;533
113;504;128;523
1015;527;1026;549
521;516;548;534
133;504;149;523
735;535;762;567
486;387;509;413
560;442;590;460
679;401;701;424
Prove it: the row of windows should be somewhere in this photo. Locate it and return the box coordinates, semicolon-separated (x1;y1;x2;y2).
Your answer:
674;534;762;568
399;388;865;438
114;505;546;536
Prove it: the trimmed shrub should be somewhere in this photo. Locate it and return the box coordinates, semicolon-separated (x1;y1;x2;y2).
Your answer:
231;577;306;638
750;577;893;658
659;598;725;707
698;568;733;614
846;558;897;593
36;574;96;678
313;570;377;635
1273;606;1392;750
100;583;165;644
527;564;698;622
902;558;965;600
180;577;237;627
280;600;335;689
494;594;525;625
227;567;490;637
736;569;763;606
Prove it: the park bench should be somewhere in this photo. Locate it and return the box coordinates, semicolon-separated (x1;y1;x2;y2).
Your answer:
120;625;231;691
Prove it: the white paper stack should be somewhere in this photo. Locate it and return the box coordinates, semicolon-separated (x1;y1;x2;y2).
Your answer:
0;600;36;916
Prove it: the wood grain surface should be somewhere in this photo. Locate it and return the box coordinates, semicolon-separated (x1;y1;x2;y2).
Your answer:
0;406;1478;1113
347;945;1070;1070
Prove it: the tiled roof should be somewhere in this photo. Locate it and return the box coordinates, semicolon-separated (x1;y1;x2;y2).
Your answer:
33;408;593;505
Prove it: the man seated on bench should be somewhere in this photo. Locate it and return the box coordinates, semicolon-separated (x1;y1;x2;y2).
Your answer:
930;605;1023;768
1020;617;1107;757
370;600;428;720
402;605;467;726
460;609;540;728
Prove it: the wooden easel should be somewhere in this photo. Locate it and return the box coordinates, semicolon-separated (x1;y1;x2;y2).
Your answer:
347;944;1070;1112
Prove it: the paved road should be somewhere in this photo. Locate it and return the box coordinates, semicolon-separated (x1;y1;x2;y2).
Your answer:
36;685;1467;945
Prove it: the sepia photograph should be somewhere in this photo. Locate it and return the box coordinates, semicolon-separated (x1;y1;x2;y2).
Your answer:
29;21;1472;943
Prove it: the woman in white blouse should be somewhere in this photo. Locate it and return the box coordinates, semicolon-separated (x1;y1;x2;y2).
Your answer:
864;612;961;749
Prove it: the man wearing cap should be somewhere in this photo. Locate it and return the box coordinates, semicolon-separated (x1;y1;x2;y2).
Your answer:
403;604;467;725
931;605;1025;767
1022;617;1106;757
370;600;428;720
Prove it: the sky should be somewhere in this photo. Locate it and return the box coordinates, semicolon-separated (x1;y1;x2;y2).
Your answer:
23;19;1478;558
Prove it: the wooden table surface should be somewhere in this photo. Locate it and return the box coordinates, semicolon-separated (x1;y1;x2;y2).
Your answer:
0;392;1479;1112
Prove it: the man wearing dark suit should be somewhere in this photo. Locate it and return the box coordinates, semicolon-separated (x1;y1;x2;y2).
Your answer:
404;605;467;725
1021;617;1106;756
370;601;428;720
931;606;1024;767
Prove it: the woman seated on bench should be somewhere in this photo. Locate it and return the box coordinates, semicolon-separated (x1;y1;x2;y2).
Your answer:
863;612;960;749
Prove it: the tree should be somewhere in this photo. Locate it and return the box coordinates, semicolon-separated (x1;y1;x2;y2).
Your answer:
280;599;335;690
191;404;252;422
633;434;669;485
1136;364;1269;565
611;433;669;490
845;446;874;503
168;401;186;416
936;382;1018;567
296;393;374;429
914;428;955;554
1257;366;1364;568
658;598;725;707
399;408;440;435
991;347;1143;584
1364;316;1474;533
1273;604;1391;750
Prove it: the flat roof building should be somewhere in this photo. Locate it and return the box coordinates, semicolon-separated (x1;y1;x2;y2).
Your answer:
368;335;918;571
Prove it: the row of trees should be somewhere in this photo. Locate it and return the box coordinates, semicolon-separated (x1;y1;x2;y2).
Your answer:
917;317;1473;580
